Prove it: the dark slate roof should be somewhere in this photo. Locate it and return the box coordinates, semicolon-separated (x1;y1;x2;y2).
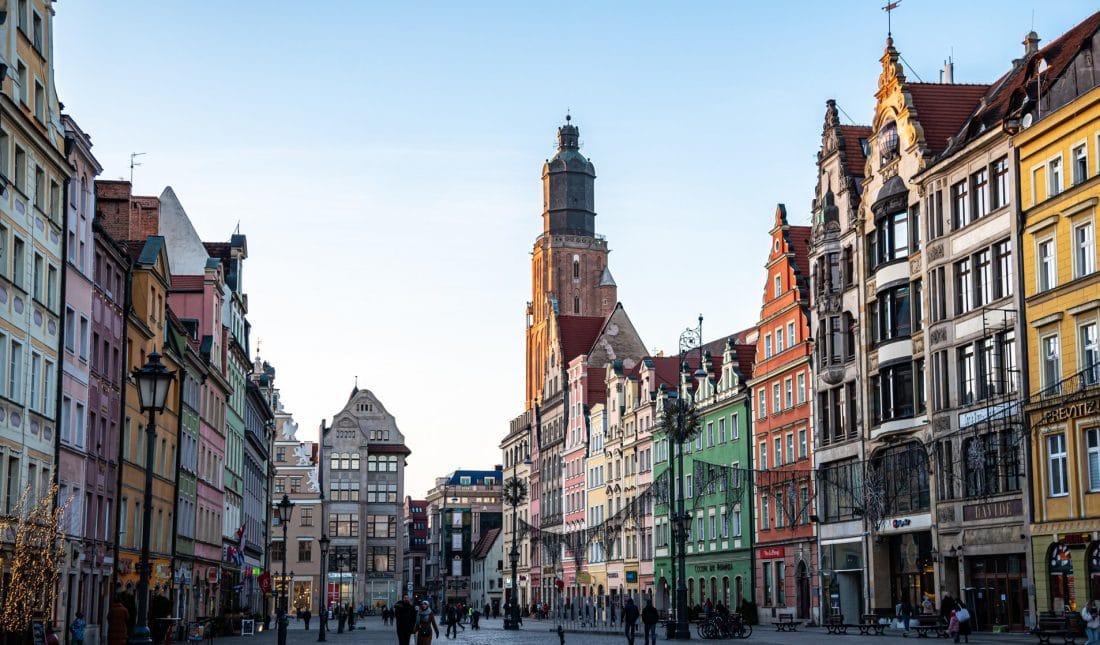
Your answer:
906;83;991;155
443;469;502;485
123;236;167;267
471;527;501;561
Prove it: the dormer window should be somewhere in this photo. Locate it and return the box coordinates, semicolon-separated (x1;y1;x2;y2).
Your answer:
878;121;899;164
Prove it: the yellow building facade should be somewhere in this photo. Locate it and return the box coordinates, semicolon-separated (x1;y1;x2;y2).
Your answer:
118;237;182;596
585;401;608;605
1019;74;1100;613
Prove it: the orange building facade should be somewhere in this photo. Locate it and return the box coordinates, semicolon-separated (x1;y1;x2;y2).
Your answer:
749;206;818;622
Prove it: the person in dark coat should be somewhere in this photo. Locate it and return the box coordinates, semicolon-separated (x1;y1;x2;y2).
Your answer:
940;594;956;625
622;598;640;645
641;600;659;645
394;595;418;645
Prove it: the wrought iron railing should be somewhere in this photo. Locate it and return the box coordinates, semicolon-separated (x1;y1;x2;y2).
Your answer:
1029;361;1100;405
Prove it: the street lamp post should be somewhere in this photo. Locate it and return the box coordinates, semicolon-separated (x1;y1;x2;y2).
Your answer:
129;352;175;645
503;472;528;630
318;534;330;642
276;495;295;645
669;316;705;640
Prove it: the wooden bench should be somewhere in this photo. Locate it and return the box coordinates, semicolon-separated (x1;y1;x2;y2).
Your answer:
911;614;947;639
772;612;802;632
825;614;859;635
1032;612;1084;645
857;614;886;636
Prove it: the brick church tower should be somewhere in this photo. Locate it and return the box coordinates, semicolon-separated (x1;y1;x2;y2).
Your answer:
525;117;617;407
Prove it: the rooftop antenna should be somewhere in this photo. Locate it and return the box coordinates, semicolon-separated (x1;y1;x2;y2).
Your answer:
129;152;146;185
883;0;901;39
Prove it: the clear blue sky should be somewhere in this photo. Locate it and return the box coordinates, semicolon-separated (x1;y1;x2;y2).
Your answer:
54;1;1097;497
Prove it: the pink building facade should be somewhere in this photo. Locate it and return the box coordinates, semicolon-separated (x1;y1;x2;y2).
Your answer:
57;115;113;643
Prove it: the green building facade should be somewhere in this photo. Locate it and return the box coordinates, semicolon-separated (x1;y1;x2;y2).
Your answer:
654;338;755;616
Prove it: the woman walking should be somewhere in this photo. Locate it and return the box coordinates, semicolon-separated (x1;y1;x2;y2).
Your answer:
416;601;440;645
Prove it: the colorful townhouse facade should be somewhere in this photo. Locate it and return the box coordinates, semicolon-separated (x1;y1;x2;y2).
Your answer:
748;207;817;622
0;0;68;614
1016;13;1100;616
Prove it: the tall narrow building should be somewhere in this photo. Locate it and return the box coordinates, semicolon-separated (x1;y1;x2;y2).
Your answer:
809;101;870;625
525;117;618;408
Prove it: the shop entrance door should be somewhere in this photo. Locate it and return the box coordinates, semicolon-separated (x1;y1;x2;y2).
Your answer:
968;555;1026;631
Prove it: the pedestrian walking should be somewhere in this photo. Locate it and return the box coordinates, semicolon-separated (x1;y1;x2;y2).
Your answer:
948;610;960;643
444;606;460;640
622;597;640;645
415;601;440;645
955;603;971;644
641;600;658;645
337;605;346;633
45;626;59;645
107;599;130;645
347;603;356;631
395;595;418;645
1082;599;1100;645
70;611;87;645
303;610;312;631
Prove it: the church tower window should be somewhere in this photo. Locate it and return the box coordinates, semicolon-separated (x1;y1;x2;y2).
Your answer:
573;296;580;314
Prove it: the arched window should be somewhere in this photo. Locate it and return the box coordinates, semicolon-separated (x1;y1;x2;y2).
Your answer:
1048;542;1075;611
573;257;580;280
330;452;341;471
350;452;361;470
573;296;580;314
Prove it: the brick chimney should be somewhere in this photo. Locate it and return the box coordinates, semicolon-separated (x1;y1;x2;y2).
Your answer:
95;180;161;242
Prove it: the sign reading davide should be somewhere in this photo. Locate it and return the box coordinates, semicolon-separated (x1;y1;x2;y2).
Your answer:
961;499;1023;522
759;547;785;559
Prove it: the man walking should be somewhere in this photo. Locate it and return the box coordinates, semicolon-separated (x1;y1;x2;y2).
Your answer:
394;595;418;645
622;597;640;645
641;600;658;645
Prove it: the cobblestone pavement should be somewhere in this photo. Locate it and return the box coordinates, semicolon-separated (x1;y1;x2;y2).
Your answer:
219;616;1040;645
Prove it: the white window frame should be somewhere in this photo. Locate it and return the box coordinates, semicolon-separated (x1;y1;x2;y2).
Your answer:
1074;220;1096;278
1048;155;1064;197
1081;321;1099;385
1073;141;1089;185
1087;427;1100;492
1037;236;1057;291
1041;333;1061;390
1047;433;1068;497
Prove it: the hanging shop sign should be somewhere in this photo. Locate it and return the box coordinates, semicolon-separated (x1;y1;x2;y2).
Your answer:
759;547;785;559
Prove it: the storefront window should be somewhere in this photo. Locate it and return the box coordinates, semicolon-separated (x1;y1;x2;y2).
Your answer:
1048;543;1075;612
889;532;933;610
763;563;773;606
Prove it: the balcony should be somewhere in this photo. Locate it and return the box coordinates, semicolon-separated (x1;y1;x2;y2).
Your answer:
1027;362;1100;422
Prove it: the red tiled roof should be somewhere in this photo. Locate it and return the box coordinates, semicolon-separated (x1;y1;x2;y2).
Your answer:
948;11;1100;155
170;275;204;291
472;527;501;560
837;125;871;176
906;83;990;154
733;343;756;380
558;315;606;363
